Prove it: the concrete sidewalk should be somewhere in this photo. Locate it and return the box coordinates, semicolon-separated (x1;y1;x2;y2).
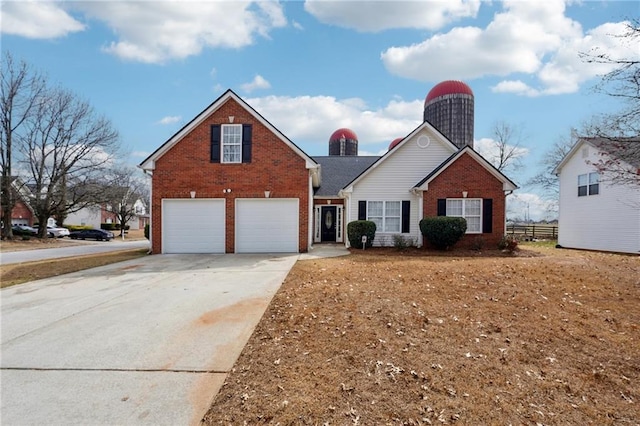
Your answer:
1;254;298;425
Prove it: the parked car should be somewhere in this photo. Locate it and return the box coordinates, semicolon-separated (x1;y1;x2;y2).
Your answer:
69;229;114;241
34;225;70;238
11;224;38;236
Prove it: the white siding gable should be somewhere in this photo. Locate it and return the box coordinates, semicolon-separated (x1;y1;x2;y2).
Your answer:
346;128;456;247
558;142;640;254
65;206;102;228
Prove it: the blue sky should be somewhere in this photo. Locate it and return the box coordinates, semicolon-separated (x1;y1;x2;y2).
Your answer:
2;0;637;220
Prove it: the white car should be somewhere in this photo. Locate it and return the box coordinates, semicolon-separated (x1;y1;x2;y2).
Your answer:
35;225;70;238
48;226;70;238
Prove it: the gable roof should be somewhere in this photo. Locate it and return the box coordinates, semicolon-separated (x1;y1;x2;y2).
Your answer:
313;156;379;197
2;176;35;211
138;89;319;174
339;120;459;194
555;137;640;174
415;146;518;191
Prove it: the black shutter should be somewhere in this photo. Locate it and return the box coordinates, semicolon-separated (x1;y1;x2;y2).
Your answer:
437;199;446;216
401;200;410;233
242;124;252;163
210;125;221;163
358;201;367;220
483;199;493;234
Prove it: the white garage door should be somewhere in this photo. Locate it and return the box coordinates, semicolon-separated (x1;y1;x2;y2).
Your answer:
236;199;299;253
162;199;225;254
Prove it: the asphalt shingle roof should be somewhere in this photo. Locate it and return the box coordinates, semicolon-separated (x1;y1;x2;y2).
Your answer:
313;156;380;197
587;137;640;169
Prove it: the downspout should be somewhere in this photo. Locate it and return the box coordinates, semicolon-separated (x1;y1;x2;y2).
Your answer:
308;171;314;252
411;188;423;247
504;189;514;236
142;168;153;254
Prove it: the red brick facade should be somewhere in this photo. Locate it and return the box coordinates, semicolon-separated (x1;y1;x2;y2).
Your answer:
1;200;34;226
423;152;507;248
150;98;310;253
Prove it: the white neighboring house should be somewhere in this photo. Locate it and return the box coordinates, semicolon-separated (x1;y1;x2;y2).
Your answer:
555;138;640;254
65;199;148;230
65;205;103;229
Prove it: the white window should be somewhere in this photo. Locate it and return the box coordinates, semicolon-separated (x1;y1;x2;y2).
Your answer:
368;201;401;233
578;172;599;197
446;199;482;233
222;124;242;163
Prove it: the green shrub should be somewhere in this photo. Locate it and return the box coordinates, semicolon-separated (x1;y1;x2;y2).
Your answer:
101;223;116;231
419;216;467;250
347;220;376;249
498;235;519;252
144;224;150;240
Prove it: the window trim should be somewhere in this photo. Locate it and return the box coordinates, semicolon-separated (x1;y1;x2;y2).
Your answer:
578;172;599;197
367;200;402;233
221;124;242;164
446;198;482;234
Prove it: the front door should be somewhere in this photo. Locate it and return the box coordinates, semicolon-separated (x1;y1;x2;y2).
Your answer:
321;206;337;242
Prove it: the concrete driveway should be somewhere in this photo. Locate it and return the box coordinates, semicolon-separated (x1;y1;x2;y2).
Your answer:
1;253;299;425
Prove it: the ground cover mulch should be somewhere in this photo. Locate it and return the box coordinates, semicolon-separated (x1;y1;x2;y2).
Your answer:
203;245;639;425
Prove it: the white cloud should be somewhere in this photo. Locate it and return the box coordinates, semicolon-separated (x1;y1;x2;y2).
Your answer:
156;116;181;125
507;192;557;222
247;95;423;148
304;0;480;32
1;1;85;38
382;1;636;96
241;75;271;93
71;1;287;63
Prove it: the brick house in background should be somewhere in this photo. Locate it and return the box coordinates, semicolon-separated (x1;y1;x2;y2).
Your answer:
139;89;516;254
0;177;36;227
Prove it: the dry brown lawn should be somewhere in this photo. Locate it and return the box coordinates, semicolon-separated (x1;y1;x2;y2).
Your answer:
203;244;639;425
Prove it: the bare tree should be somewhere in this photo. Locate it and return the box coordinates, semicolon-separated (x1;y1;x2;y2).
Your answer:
102;166;150;238
485;121;528;174
0;52;46;238
526;129;577;204
579;18;640;186
20;86;120;238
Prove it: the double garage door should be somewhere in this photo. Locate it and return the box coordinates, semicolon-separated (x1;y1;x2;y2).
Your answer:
162;199;299;254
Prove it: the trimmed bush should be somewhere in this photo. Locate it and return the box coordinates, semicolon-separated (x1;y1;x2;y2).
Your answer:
419;216;467;250
347;220;376;249
144;224;150;240
66;225;94;232
101;223;116;231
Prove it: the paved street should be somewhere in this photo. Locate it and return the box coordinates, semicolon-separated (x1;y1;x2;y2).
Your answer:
0;239;149;265
1;253;298;425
